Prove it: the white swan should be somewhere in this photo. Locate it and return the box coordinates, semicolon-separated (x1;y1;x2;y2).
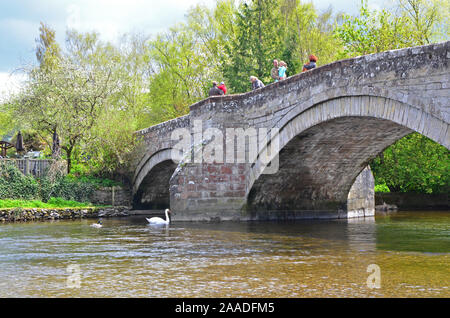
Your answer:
90;220;103;228
146;209;171;225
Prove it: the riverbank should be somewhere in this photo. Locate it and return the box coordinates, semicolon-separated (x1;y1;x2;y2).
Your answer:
0;206;130;222
375;193;449;210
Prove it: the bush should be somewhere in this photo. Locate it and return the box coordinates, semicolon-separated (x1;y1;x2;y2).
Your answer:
39;176;96;203
0;162;39;199
0;161;95;203
374;183;390;193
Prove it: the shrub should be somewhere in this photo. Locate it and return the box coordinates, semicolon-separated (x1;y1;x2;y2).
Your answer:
0;162;39;199
39;176;96;203
374;183;390;193
0;161;95;203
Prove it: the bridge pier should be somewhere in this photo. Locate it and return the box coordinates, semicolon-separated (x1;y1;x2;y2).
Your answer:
169;162;374;221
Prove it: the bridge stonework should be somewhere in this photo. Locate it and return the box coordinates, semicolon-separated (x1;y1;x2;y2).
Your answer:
130;42;449;221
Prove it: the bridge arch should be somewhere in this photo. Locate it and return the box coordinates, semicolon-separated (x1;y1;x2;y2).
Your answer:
247;95;449;213
132;148;177;209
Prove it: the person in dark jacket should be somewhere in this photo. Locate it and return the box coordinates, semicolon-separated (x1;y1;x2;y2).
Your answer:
302;54;317;72
250;76;265;90
209;81;224;96
271;59;279;82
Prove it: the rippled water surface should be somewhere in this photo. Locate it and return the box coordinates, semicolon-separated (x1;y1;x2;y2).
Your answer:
0;211;448;297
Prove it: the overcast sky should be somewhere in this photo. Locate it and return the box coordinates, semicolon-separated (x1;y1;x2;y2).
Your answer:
0;0;386;99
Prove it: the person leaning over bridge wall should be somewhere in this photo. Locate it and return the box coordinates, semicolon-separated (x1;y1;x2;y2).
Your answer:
250;76;265;90
302;54;317;72
209;81;224;96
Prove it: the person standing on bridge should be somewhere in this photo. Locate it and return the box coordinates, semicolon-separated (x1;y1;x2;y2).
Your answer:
271;59;280;82
250;76;265;90
218;81;227;95
302;54;317;72
278;61;287;80
209;81;224;96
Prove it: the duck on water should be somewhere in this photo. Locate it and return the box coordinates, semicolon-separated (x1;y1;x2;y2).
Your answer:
90;220;103;228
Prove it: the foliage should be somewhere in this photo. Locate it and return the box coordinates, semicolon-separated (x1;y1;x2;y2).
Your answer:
38;176;96;203
334;0;449;58
222;0;339;93
0;161;97;202
0;197;94;209
0;105;15;138
66;174;122;188
0;162;39;200
374;183;391;193
370;133;450;194
7;28;134;174
396;0;449;44
223;0;283;92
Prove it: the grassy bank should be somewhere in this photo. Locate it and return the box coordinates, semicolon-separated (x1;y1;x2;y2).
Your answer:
0;197;96;209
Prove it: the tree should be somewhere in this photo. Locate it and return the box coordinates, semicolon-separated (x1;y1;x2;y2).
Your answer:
35;22;61;71
222;0;340;92
146;21;221;124
11;30;119;173
371;134;449;194
334;0;449;58
223;0;283;92
35;22;62;157
0;104;15;139
333;0;414;57
396;0;449;44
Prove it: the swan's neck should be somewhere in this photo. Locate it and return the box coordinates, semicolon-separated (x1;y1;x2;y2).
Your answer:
165;210;170;222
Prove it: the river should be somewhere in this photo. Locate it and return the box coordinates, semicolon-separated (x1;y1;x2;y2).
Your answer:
0;210;448;297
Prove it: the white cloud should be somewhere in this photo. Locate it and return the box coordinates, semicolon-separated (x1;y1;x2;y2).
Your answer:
59;0;217;42
0;72;27;102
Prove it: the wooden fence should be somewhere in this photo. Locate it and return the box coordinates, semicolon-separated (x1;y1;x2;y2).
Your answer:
0;159;66;178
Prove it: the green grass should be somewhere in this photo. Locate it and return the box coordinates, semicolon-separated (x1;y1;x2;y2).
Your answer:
0;197;94;209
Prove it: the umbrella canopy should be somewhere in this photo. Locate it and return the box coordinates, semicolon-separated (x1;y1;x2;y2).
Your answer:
15;131;25;153
52;130;61;159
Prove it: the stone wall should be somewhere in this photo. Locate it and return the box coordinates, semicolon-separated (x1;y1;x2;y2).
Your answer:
0;206;130;222
91;186;131;207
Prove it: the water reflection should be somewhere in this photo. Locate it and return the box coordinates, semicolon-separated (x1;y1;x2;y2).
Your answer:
375;211;450;253
0;211;448;297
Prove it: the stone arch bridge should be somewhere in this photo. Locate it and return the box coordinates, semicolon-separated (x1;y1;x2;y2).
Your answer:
128;41;449;221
